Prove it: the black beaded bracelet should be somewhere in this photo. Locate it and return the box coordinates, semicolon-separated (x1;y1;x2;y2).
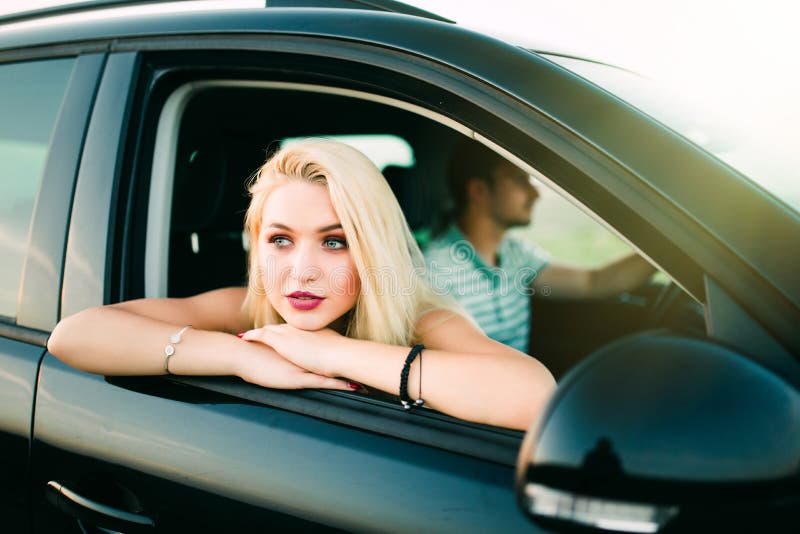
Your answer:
399;344;425;410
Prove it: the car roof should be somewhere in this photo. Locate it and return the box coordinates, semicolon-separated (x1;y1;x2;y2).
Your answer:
0;0;452;26
0;5;463;51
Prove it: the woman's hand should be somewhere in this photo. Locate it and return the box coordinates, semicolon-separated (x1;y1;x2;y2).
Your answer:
235;338;353;391
241;325;348;377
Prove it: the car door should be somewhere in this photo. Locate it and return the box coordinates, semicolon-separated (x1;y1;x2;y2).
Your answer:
25;6;799;534
0;51;103;532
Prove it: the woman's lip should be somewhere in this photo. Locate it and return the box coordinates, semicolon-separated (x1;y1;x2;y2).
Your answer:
287;296;324;310
288;291;323;298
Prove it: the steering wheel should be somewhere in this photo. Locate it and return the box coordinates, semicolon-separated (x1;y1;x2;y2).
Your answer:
647;281;684;328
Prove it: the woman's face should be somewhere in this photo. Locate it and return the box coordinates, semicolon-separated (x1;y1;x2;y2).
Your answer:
257;180;360;331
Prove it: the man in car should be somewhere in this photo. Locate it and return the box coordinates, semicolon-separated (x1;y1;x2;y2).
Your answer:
424;139;656;353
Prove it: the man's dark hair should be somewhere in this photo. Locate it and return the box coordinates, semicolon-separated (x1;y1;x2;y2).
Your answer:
446;138;505;218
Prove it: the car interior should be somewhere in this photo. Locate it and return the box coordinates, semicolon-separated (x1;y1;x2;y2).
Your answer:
153;82;706;387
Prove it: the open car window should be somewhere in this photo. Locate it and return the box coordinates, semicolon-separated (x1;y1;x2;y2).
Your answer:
138;78;529;460
122;39;720;458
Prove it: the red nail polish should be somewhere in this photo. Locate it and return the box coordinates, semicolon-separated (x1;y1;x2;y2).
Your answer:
347;382;360;390
236;332;245;338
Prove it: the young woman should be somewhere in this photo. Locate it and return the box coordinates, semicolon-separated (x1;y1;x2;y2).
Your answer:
47;139;555;430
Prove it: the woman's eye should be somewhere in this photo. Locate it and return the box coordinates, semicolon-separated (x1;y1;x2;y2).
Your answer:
323;238;346;250
269;236;292;247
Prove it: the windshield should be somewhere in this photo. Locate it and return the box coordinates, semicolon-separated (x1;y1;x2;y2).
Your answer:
539;54;800;214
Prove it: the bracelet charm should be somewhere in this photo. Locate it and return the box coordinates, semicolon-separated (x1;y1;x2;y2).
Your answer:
164;325;192;374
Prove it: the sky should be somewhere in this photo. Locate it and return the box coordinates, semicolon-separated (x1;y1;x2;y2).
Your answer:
2;0;799;205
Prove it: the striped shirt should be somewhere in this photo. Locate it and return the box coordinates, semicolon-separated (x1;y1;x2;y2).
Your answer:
423;223;549;353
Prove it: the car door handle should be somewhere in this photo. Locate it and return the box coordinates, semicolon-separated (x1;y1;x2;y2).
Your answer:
46;480;155;531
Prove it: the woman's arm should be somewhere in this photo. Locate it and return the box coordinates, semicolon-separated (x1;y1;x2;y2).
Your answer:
342;311;555;430
47;287;249;375
243;311;556;430
47;287;353;390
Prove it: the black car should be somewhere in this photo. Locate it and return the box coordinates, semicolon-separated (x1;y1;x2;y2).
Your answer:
1;1;798;532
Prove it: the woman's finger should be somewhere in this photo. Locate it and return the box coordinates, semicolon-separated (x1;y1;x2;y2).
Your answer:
242;327;278;347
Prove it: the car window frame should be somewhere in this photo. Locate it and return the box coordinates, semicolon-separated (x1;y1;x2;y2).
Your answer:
61;33;794;463
62;50;531;465
127;47;704;458
70;43;699;459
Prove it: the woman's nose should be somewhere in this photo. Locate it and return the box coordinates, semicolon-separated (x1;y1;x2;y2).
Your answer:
289;242;322;282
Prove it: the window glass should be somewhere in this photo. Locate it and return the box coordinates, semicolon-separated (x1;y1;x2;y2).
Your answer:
0;58;74;319
510;178;632;267
511;178;672;284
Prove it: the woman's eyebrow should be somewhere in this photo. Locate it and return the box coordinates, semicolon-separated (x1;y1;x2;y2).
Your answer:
267;222;343;232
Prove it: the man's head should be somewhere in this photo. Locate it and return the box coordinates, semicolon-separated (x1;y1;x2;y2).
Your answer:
447;139;539;229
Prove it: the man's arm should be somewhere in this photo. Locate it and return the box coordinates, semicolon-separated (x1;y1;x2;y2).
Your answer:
533;253;656;299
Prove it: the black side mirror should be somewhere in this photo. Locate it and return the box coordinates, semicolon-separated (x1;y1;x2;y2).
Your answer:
515;333;800;533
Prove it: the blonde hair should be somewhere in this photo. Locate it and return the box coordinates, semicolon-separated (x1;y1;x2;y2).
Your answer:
243;138;461;346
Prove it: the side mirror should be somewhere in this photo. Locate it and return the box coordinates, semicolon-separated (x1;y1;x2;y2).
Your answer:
516;333;800;533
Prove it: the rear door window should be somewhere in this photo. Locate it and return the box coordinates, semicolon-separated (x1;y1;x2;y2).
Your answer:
0;57;74;319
